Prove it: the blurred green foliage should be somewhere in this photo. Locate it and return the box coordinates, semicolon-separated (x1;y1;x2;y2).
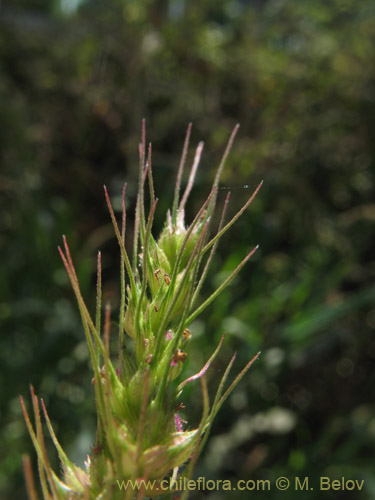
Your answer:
0;0;374;499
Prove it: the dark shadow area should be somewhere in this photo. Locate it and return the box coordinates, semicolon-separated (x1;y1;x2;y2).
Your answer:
0;1;374;499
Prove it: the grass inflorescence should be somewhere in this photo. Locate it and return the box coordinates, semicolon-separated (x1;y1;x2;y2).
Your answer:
21;121;262;500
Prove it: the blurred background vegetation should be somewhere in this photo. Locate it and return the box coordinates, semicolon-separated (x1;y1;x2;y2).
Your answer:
0;0;374;499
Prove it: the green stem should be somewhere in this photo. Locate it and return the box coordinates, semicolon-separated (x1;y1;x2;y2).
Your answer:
186;245;259;325
203;180;263;255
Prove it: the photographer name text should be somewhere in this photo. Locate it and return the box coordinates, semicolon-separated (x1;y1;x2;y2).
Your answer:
117;476;365;493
